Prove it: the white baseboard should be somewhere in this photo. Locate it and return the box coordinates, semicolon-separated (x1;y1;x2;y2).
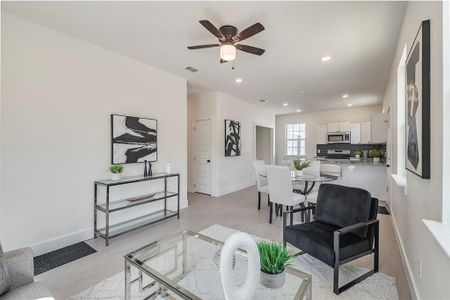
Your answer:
390;208;420;300
31;199;189;256
30;228;92;256
214;180;254;197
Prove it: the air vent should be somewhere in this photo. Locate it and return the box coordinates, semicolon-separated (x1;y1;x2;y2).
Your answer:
185;66;199;73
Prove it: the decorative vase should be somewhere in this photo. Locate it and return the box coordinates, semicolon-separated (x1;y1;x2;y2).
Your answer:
295;170;303;177
111;173;121;181
373;157;380;163
220;233;260;300
260;270;286;289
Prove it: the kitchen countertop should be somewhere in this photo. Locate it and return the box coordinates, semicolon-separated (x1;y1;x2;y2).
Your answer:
315;157;387;166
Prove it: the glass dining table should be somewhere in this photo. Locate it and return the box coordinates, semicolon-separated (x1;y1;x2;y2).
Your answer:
259;171;339;196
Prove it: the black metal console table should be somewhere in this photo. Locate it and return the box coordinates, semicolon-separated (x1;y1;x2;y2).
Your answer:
94;173;180;246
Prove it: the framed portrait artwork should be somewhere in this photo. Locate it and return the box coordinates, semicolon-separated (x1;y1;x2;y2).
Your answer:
405;19;430;179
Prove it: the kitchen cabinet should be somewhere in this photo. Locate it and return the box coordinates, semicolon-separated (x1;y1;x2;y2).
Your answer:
371;113;387;143
327;122;340;132
341;164;388;200
361;121;371;143
350;123;361;144
316;125;327;144
327;121;351;133
339;121;351;132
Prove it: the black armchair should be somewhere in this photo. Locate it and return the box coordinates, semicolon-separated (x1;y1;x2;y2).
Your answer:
283;183;379;295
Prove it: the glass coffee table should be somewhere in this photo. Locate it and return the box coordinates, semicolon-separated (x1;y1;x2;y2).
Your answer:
124;230;312;299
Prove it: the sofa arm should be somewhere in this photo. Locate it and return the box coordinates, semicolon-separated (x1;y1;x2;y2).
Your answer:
5;247;34;289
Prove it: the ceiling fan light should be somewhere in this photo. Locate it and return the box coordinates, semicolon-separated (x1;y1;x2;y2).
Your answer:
220;44;236;61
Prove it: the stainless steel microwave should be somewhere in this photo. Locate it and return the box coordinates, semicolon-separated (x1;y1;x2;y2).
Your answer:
327;132;351;143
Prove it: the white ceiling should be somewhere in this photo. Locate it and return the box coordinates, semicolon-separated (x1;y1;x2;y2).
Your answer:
3;1;406;114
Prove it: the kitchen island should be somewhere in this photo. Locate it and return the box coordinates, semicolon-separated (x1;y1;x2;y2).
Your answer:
316;157;388;200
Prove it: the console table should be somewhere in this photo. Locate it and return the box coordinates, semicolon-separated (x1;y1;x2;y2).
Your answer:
94;173;180;246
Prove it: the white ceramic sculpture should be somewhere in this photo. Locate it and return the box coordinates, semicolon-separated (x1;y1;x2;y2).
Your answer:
220;232;260;300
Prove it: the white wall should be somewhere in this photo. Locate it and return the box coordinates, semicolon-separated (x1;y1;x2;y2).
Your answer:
187;92;275;197
215;92;275;196
1;13;188;253
275;105;382;163
382;2;450;299
187;92;218;193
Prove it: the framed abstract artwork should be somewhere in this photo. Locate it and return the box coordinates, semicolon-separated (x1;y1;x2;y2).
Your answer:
111;114;157;164
405;19;430;179
224;119;241;157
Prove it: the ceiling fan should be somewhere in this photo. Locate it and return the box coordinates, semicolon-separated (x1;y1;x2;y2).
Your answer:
187;20;265;63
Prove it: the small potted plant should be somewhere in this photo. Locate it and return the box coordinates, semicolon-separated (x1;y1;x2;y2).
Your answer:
354;148;362;160
369;149;382;164
109;164;123;181
257;241;293;289
293;159;311;177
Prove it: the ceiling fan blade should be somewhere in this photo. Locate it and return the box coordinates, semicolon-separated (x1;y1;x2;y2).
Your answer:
187;44;220;50
199;20;224;39
236;44;265;56
220;59;229;64
237;23;265;42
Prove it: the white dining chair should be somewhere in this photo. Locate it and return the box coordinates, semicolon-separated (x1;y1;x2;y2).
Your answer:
266;165;305;224
307;163;343;204
252;160;269;210
302;160;321;176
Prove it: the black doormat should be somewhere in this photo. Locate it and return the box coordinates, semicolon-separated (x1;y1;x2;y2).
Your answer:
378;206;390;215
34;242;96;275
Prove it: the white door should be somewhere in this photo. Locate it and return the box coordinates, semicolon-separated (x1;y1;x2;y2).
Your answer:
194;119;212;194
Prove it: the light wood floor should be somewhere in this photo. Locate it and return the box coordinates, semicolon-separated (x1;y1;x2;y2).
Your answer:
37;186;411;300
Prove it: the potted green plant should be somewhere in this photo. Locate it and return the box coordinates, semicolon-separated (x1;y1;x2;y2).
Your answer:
257;241;293;289
292;159;311;177
369;149;382;164
109;164;124;181
354;147;362;160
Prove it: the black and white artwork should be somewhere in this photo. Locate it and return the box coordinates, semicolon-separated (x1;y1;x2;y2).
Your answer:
111;114;157;164
225;119;241;157
405;20;430;179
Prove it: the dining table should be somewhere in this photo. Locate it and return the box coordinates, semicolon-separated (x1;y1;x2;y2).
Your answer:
259;170;339;196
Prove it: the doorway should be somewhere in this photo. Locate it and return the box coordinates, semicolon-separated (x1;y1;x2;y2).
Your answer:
255;125;274;164
193;119;212;194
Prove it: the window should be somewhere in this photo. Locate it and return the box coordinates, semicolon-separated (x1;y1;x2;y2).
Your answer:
286;123;306;156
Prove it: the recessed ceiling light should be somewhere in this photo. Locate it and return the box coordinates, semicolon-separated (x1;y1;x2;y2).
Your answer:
235;78;243;83
296;109;302;113
342;94;349;98
283;102;289;106
320;56;332;62
347;103;353;107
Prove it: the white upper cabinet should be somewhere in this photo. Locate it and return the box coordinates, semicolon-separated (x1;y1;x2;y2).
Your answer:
339;121;351;132
327;122;340;132
316;125;328;144
350;123;361;144
327;122;350;132
361;121;371;144
370;113;387;143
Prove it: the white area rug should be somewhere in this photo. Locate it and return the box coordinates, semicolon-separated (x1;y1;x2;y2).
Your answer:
69;224;398;300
